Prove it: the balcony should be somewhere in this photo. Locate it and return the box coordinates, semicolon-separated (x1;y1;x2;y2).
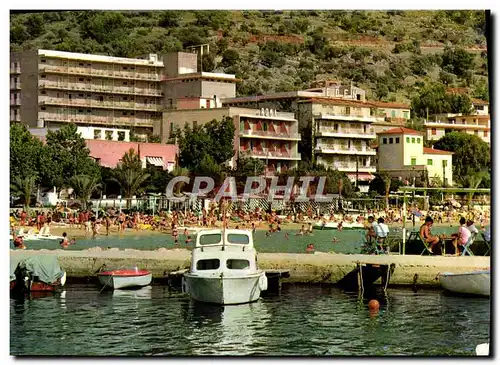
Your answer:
39;97;159;112
316;127;375;139
314;113;376;123
38;64;160;82
10;66;21;74
39;113;156;127
10;99;21;106
239;129;301;141
331;163;376;173
10;82;21;90
315;145;376;155
241;148;301;160
39;81;162;97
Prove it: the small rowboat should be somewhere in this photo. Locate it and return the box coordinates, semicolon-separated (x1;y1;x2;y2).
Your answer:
98;268;152;290
439;270;490;297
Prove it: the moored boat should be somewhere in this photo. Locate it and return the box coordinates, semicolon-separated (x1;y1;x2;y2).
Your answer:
98;268;152;290
439;270;490;297
182;229;268;305
12;256;67;293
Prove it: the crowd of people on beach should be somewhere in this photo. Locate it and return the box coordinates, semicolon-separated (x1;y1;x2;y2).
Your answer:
10;201;490;253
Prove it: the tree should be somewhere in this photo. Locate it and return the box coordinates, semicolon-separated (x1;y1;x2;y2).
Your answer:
10;124;45;183
441;46;476;77
44;123;101;192
433;132;490;181
177;116;235;171
110;149;150;208
69;174;101;210
10;175;36;211
459;170;489;206
221;49;240;68
411;83;473;118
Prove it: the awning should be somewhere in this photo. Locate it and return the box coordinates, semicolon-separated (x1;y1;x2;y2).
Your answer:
146;157;165;167
347;172;374;182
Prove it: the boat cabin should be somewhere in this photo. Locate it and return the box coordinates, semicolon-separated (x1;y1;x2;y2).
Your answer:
190;229;258;275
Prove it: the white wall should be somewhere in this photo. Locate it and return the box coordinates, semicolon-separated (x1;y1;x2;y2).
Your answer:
424;154;453;186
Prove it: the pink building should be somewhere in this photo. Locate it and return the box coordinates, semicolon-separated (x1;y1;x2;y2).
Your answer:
85;140;177;171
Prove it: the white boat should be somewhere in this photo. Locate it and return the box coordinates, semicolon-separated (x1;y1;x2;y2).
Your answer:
98;268;152;289
182;229;268;305
313;221;364;230
476;343;489;356
439;270;490;297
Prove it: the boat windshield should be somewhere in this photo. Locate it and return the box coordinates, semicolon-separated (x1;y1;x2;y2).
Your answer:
199;233;222;245
196;259;220;270
227;234;250;245
226;259;250;270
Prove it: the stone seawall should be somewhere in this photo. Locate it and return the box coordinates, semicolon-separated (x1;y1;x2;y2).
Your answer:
10;249;490;287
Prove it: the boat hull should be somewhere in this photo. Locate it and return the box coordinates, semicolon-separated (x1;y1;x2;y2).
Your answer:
183;272;267;305
439;270;490;297
98;272;152;289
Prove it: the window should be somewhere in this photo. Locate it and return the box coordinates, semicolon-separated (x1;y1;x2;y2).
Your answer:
395;137;400;143
79;93;83;97
118;131;125;141
122;112;128;116
389;138;393;144
442;160;447;167
199;233;221;245
170;122;174;134
411;137;415;143
99;96;104;102
79;78;84;81
196;259;220;270
427;159;433;166
226;259;250;270
78;109;83;113
411;157;416;166
417;138;420;143
41;107;46;111
123;96;128;101
484;130;488;137
263;122;267;131
406;137;410;143
403;111;409;119
346;107;350;115
94;130;102;139
383;138;387;144
79;63;83;66
474;130;479;135
123;82;127;85
391;110;396;118
41;91;46;95
41;59;46;63
41;74;46;79
431;128;437;135
105;131;113;140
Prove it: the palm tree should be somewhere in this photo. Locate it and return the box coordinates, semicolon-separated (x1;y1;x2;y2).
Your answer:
111;168;151;208
10;175;36;212
69;174;101;210
169;167;190;196
459;170;489;207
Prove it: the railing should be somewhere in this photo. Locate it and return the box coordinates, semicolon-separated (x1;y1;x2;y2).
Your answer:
240;129;300;139
317;127;375;136
242;148;301;159
424;120;487;127
39;81;162;97
39;97;159;111
332;163;376;170
316;145;375;154
39;65;160;81
315;113;377;122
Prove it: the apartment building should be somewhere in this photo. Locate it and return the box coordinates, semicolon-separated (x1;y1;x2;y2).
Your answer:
10;49;164;140
369;100;411;134
424;112;491;144
156;107;301;175
377;127;453;186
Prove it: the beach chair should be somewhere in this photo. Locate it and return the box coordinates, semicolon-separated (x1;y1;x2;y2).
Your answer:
461;232;477;256
416;232;436;255
481;233;491;256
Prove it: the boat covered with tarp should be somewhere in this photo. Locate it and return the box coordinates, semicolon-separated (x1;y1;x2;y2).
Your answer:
11;255;66;293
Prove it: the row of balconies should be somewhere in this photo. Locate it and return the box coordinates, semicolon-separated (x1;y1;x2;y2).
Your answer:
39;98;159;112
314;113;377;123
39;65;160;81
239;129;301;141
316;127;375;138
241;148;301;160
39;113;157;127
315;144;376;155
424;119;489;127
39;81;162;97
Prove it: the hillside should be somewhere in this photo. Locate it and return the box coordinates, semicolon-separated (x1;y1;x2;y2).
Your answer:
10;10;489;105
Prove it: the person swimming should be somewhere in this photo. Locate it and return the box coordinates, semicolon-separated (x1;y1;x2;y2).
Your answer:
60;232;69;248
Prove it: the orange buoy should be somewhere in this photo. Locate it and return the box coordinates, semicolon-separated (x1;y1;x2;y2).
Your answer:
368;299;380;310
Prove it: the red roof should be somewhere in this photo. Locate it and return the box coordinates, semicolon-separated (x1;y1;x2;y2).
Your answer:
423;147;454;155
377;127;423;136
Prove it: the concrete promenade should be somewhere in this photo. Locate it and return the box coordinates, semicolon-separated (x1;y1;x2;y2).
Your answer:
10;249;490;287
